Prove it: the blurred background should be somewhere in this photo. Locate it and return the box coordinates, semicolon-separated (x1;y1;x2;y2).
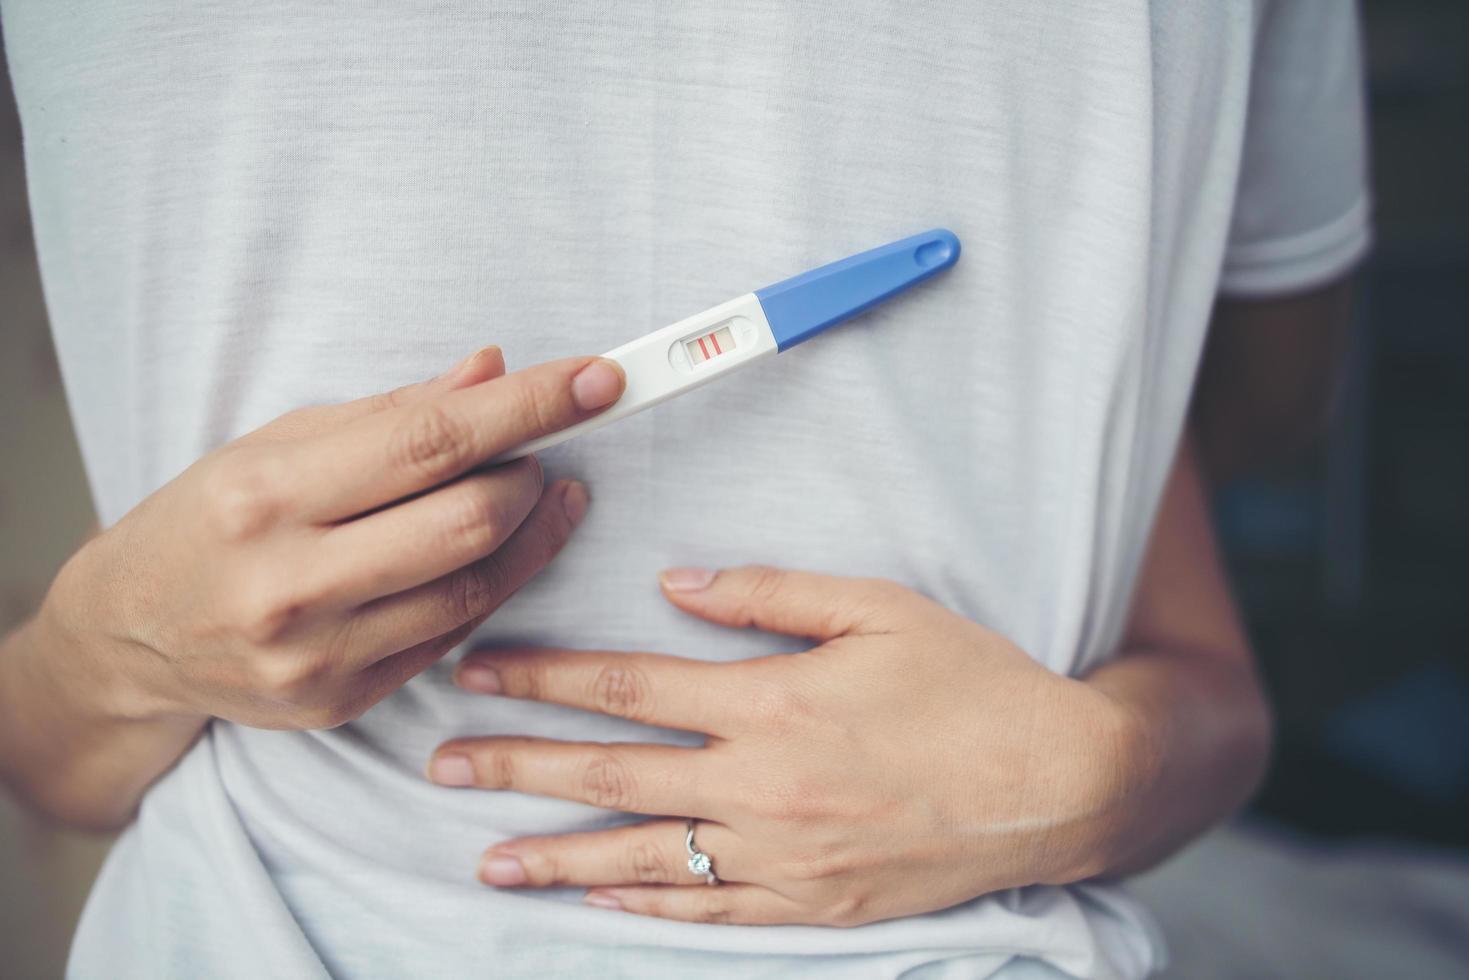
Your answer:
2;3;1466;978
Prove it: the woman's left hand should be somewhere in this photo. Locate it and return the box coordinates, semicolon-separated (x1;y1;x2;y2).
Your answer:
427;566;1147;927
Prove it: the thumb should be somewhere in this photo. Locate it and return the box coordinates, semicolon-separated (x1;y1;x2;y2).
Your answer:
658;565;910;641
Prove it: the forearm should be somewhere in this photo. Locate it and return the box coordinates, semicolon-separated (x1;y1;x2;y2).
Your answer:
1076;431;1272;877
1083;643;1271;876
0;564;204;832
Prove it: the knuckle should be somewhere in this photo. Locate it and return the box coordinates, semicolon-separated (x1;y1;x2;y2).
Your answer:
509;377;562;437
369;384;411;414
534;850;566;886
504;660;545;704
444;483;511;555
448;557;509;622
391;404;472;482
232;583;306;645
727;566;786;629
489;748;515;789
580;753;636;811
590;663;652;721
698;898;734;925
747;565;787;603
822;893;871;928
203;451;286;542
298;699;361;731
252;654;328;702
782;841;848;883
626;839;672;884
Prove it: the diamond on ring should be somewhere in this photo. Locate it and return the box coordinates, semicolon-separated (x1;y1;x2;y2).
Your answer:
684;819;718;885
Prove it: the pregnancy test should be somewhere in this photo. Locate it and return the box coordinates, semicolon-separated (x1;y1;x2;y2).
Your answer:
491;228;961;462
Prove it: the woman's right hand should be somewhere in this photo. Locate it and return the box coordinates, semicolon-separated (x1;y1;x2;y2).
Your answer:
41;346;624;731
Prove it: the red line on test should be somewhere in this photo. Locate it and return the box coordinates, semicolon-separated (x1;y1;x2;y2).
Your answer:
710;332;722;355
698;337;710;360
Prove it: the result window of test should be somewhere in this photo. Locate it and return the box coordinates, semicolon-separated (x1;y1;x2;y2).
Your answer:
685;324;736;364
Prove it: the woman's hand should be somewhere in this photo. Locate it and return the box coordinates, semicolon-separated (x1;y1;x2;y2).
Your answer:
42;346;625;732
428;566;1146;927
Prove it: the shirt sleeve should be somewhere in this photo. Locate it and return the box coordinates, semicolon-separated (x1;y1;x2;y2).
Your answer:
1219;0;1373;298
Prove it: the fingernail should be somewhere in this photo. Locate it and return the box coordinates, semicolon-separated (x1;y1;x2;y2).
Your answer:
660;567;716;592
428;754;474;787
584;892;623;910
456;663;502;695
562;481;589;526
480;853;527;887
571;359;624;411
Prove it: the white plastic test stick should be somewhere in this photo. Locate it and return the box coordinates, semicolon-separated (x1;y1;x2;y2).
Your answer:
491;228;961;463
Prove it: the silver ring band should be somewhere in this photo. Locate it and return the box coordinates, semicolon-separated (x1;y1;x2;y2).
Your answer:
684;819;718;885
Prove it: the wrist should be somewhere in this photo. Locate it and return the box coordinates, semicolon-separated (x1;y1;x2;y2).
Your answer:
36;539;195;725
1046;682;1162;884
5;585;204;831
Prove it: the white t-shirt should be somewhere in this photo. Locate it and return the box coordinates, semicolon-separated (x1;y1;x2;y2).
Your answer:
3;2;1369;978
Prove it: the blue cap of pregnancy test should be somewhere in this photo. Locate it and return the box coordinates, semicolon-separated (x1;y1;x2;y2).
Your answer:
753;229;961;351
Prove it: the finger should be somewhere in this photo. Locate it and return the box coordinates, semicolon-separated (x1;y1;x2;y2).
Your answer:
453;646;735;736
426;737;710;816
340;621;478;723
658;565;918;641
344;480;586;663
313;456;543;606
309;345;510;427
582;884;798;926
479;818;750;889
253;346;507;443
293;355;624;522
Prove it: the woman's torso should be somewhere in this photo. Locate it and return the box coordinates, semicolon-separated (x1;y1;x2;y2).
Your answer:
4;2;1264;976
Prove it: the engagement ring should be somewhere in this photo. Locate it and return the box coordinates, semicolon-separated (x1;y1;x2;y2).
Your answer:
684;820;718;885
